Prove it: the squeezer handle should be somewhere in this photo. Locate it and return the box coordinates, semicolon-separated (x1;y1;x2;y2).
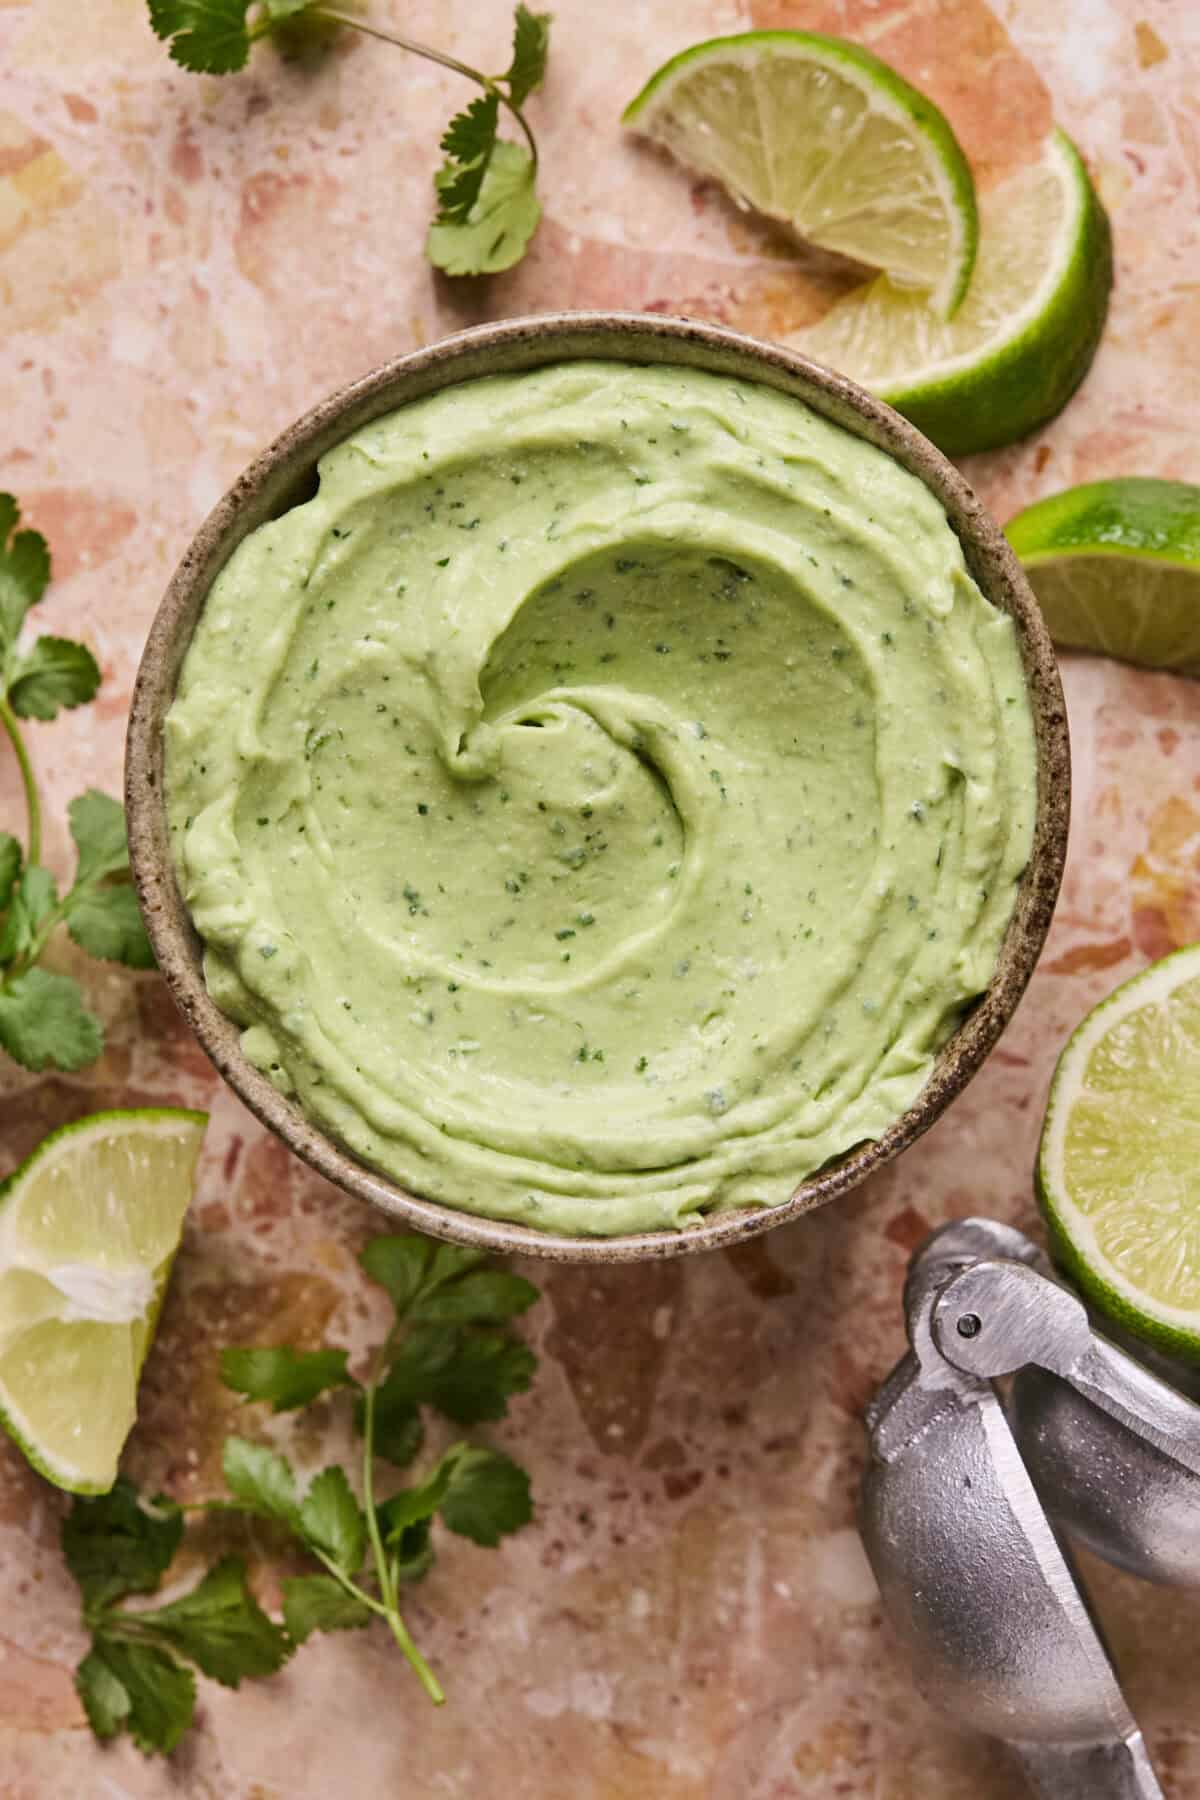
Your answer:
1015;1733;1164;1799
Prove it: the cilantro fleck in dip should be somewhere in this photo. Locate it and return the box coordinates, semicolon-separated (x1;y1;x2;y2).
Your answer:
165;362;1036;1236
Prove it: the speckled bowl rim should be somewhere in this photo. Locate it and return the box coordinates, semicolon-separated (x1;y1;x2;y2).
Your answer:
126;311;1069;1263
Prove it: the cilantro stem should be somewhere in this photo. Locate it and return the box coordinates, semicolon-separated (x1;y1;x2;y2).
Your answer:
0;696;40;867
361;1366;445;1705
361;1379;389;1590
96;1612;178;1646
1;884;85;989
21;897;70;974
179;1498;257;1515
310;9;538;168
381;1586;444;1705
307;1545;391;1620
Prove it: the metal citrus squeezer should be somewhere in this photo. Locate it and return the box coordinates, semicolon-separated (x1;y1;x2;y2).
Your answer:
862;1218;1200;1799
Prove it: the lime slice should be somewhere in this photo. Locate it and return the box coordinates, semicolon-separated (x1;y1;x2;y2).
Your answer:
1007;477;1200;675
0;1109;207;1492
1038;946;1200;1361
623;31;978;319
798;129;1112;457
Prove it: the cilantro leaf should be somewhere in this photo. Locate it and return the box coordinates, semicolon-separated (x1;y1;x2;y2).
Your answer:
359;1233;536;1326
391;1513;435;1583
438;1446;532;1546
69;789;131;884
0;863;56;964
298;1467;366;1575
413;1269;538;1326
426;141;541;276
136;1555;292;1686
377;1506;438;1580
371;1326;455;1415
360;1235;431;1311
360;1234;485;1316
66;883;155;968
504;5;550;110
281;1574;372;1644
262;0;313;18
0;967;103;1072
62;1480;183;1616
376;1449;464;1541
376;1444;532;1550
0;831;20;911
220;1345;354;1411
7;636;101;721
75;1646;131;1740
425;1240;496;1287
147;0;255;73
433;90;500;226
438;93;500;166
380;1322;536;1425
367;1390;424;1468
420;1327;536;1423
80;1638;195;1755
18;862;56;925
0;493;50;665
222;1435;301;1529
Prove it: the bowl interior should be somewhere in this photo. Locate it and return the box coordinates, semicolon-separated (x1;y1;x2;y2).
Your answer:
126;311;1069;1263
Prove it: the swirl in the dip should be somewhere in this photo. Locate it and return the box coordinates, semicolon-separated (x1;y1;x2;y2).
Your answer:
166;363;1036;1236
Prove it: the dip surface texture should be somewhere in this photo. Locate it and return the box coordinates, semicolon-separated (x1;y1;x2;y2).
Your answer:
165;362;1036;1236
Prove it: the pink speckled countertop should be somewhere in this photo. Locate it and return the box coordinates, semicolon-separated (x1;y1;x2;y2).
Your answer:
1;0;1198;1794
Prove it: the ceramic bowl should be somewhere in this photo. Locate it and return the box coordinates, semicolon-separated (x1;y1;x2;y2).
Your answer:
126;311;1070;1262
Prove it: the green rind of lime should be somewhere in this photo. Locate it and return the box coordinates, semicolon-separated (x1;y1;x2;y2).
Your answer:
799;129;1112;458
1037;944;1200;1363
1008;478;1200;675
623;30;978;319
0;1108;207;1493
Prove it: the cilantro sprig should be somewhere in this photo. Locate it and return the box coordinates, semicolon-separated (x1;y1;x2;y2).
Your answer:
66;1235;539;1753
147;2;551;276
0;495;153;1074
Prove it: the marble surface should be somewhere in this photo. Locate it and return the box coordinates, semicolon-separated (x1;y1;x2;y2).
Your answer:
1;0;1199;1792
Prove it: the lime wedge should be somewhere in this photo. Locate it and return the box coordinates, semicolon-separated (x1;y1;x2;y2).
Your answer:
1007;477;1200;675
623;31;978;319
0;1109;207;1492
1038;946;1200;1361
798;129;1112;456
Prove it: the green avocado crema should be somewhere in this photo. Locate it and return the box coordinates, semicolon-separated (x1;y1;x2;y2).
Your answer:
166;362;1036;1237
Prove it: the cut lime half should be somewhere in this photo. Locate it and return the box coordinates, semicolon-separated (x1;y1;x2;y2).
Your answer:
0;1109;207;1493
1038;946;1200;1361
623;30;978;319
1008;477;1200;676
799;129;1111;457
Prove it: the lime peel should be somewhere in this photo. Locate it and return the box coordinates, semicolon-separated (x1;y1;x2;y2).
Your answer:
798;128;1112;458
